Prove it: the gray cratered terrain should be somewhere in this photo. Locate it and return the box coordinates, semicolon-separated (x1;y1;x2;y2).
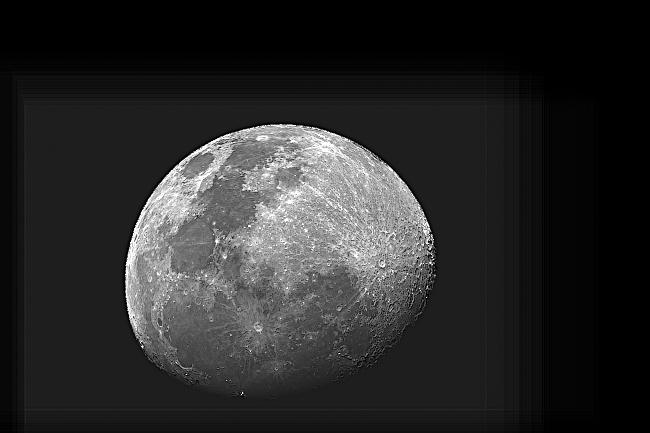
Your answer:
125;124;437;397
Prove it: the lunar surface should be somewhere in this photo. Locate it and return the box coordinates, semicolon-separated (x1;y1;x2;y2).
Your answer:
125;125;436;397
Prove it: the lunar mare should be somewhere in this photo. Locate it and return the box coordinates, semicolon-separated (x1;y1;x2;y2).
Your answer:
125;124;437;397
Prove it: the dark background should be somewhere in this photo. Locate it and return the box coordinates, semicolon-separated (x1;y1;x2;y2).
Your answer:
7;51;600;432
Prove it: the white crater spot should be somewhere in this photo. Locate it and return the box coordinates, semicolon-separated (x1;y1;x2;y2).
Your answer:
253;321;263;333
256;135;270;141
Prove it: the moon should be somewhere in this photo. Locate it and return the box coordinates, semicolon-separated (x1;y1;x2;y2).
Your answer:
125;124;437;397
